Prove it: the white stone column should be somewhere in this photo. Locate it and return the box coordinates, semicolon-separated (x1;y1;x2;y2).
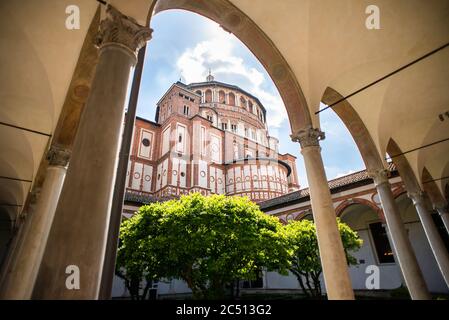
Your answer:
0;146;70;299
369;169;431;299
291;127;354;300
435;205;449;235
32;5;151;299
408;191;449;288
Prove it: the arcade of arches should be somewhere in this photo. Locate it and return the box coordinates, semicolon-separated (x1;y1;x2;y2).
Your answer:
0;0;448;300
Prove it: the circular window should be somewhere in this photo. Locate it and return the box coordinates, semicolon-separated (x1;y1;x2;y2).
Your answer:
163;169;167;176
142;138;150;147
134;172;140;179
180;172;185;177
236;177;241;182
218;178;223;184
144;175;151;181
157;174;161;180
210;176;215;182
229;179;234;183
253;175;259;180
245;176;250;181
200;171;206;177
173;170;178;176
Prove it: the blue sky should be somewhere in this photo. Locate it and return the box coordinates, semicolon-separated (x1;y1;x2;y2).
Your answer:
135;10;365;188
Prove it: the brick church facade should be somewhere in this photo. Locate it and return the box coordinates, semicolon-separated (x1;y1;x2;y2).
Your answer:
124;74;299;207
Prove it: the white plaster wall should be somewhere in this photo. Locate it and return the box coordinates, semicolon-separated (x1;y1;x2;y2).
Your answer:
111;275;128;298
217;169;224;194
347;229;403;290
199;160;208;188
157;279;192;296
142;164;152;192
131;162;142;190
265;271;300;289
406;222;448;293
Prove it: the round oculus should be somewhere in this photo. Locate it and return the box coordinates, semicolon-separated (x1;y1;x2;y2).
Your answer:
142;138;150;147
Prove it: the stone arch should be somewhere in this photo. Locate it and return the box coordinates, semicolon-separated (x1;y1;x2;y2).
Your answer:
153;0;311;132
240;96;247;109
205;89;212;103
200;106;219;116
228;92;236;106
335;198;384;222
338;202;385;229
394;192;420;224
294;209;312;221
321;87;385;173
422;167;448;209
277;216;287;225
386;138;425;193
218;90;226;103
392;187;407;199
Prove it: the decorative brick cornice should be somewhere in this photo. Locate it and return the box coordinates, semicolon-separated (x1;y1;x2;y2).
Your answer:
290;127;325;148
47;145;71;167
95;5;152;59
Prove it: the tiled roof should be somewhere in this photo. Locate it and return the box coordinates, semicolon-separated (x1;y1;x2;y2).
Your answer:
259;163;398;210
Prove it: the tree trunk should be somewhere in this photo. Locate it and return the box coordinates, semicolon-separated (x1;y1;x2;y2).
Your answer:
304;272;315;297
142;280;152;300
296;274;310;298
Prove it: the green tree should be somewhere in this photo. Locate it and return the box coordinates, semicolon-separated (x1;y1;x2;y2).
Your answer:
283;218;363;298
117;193;292;299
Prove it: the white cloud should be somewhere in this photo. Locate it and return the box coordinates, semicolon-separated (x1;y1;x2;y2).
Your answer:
176;23;288;128
333;170;356;179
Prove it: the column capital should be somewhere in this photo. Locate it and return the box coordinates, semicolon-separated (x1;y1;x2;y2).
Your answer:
435;204;449;217
95;5;152;59
407;190;426;206
29;187;42;205
290;126;325;149
47;145;71;167
367;169;390;186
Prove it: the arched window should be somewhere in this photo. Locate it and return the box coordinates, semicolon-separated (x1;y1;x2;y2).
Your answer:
205;89;212;103
240;96;247;109
228;92;236;106
248;101;253;113
195;90;202;98
219;90;225;103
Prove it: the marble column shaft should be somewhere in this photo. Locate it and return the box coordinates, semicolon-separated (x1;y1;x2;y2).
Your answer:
32;5;152;299
369;169;431;299
408;191;449;288
292;127;354;300
435;205;449;235
0;146;70;299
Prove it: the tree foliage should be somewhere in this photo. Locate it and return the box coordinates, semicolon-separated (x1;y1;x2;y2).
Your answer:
283;218;363;298
117;193;292;299
117;193;363;300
